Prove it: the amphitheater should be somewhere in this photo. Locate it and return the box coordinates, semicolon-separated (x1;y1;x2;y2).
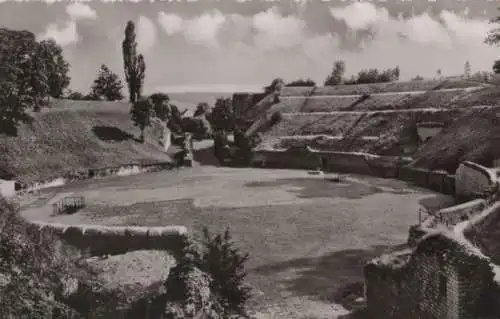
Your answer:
6;77;500;318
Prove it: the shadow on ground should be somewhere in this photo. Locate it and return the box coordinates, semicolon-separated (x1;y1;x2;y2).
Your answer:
251;244;408;311
92;126;138;142
245;178;382;199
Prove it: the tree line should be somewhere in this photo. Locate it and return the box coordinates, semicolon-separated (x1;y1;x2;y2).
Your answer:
6;11;500;136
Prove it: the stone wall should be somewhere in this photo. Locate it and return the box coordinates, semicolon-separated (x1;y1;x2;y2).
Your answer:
398;166;456;195
30;222;188;258
252;148;321;170
435;199;486;227
252;149;458;194
455;161;495;199
16;161;174;196
365;233;500;319
320;151;373;175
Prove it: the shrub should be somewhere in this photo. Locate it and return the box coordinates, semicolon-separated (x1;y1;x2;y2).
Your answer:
0;197;96;318
149;227;252;318
200;227;251;315
286;78;316;87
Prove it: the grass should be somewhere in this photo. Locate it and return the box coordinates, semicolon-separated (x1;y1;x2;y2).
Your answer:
0;99;172;184
276;88;486;114
262;110;464;154
279;79;484;97
410;107;500;173
258;81;500;157
27;166;437;318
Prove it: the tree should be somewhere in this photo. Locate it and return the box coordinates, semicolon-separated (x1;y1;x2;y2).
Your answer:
485;10;500;46
167;104;183;134
90;64;124;101
149;92;170;121
324;60;346;86
264;78;285;94
493;60;500;74
209;97;234;133
122;21;146;104
285;78;316;87
130;97;152;142
66;90;85;100
412;75;424;81
0;28;48;135
37;39;71;98
464;60;471;78
193;102;210;117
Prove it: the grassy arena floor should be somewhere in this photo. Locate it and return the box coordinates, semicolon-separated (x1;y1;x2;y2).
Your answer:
21;166;450;318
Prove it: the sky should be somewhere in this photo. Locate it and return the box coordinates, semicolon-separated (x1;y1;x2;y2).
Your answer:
1;0;500;93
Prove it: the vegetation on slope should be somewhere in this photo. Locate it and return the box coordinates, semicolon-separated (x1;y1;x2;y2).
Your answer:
0;99;172;184
0;196;96;318
262;109;462;155
410;107;500;173
280;78;485;97
258;80;500;156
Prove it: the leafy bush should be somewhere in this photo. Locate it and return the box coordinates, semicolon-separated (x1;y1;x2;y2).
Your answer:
143;227;252;318
0;197;96;318
286;78;316;87
199;227;251;315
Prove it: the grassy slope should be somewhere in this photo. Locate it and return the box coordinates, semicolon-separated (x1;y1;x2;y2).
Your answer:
280;79;484;97
258;80;499;155
262;110;462;154
0;99;172;184
410;106;500;173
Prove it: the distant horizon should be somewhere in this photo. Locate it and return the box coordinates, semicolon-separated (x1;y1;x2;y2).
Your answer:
149;84;263;95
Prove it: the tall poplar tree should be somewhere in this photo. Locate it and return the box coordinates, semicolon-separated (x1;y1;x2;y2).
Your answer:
122;21;146;104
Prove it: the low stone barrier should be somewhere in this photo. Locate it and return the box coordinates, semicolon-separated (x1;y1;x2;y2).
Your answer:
16;161;175;197
455;161;496;200
435;198;486;227
319;151;373;175
31;222;188;258
397;166;455;195
253;149;461;195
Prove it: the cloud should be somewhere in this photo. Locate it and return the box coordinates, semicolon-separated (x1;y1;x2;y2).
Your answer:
157;12;183;35
252;7;307;50
137;16;157;52
330;2;389;30
38;21;78;46
184;10;226;48
158;10;226;48
66;3;97;21
38;3;97;46
326;2;496;78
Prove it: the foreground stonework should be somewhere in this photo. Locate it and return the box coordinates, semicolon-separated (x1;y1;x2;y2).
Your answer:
366;200;500;319
31;222;188;257
366;233;500;318
455;161;496;200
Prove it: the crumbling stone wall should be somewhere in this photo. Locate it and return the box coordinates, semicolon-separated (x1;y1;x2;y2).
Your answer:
31;222;188;258
365;234;500;319
455;161;495;199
